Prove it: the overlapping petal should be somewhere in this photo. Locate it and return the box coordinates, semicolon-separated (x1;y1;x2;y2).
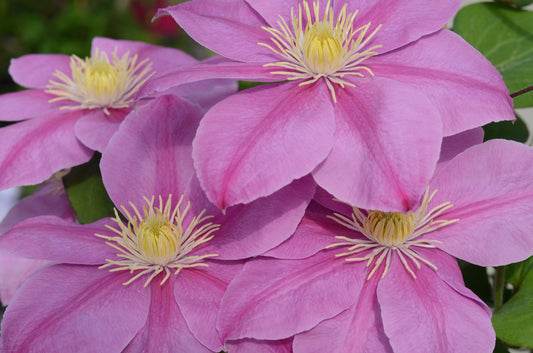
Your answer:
74;109;128;152
101;95;202;208
194;81;334;209
0;90;63;121
8;54;70;89
217;251;361;340
378;255;494;353
0;265;150;353
159;0;272;62
429;140;533;266
0;112;93;190
313;78;442;212
371;29;514;136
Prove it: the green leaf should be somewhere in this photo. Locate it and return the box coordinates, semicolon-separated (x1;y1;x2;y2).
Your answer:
461;263;493;305
494;339;511;353
483;114;529;142
63;154;115;224
454;3;533;108
506;256;533;290
492;269;533;348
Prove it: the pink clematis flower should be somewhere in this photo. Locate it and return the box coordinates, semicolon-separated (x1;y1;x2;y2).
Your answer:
216;138;533;353
0;178;75;305
0;94;313;352
154;0;514;211
0;37;236;191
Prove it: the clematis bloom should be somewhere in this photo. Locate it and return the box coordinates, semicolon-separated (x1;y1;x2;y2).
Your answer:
0;37;236;191
217;139;533;353
0;94;313;352
155;0;514;211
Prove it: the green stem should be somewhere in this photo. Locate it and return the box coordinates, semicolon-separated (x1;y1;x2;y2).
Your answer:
493;266;506;312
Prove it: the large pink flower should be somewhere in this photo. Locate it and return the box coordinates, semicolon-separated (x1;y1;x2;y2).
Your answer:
217;139;533;353
0;37;236;191
154;0;514;211
0;95;312;352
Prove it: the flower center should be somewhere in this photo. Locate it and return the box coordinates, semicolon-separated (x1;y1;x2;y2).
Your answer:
259;0;382;102
45;48;154;115
95;195;219;287
326;188;458;280
365;211;416;247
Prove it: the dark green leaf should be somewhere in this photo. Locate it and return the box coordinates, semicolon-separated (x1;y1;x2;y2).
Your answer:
494;339;511;353
496;0;533;8
483;113;528;142
63;154;115;224
454;3;533;108
506;256;533;290
493;269;533;348
461;263;493;304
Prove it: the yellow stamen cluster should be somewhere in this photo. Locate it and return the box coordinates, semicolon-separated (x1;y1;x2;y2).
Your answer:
327;188;458;280
45;48;154;115
95;195;219;287
259;0;382;102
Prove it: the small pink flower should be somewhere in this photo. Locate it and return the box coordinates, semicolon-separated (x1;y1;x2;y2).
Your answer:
0;95;313;352
217;139;533;353
153;0;514;211
0;37;236;191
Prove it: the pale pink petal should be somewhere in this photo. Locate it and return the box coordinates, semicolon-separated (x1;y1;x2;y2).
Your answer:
124;277;212;353
91;37;197;76
193;81;334;209
205;176;315;259
294;276;393;353
378;254;495;353
313;78;442;212
346;0;462;53
371;29;514;136
264;201;347;260
161;78;238;112
0;265;150;352
0;216;115;264
101;95;202;209
0;90;64;121
141;56;276;97
226;338;293;353
174;263;240;351
9;54;71;89
247;0;461;53
0;182;74;304
438;127;484;165
429;140;533;266
217;251;362;340
0;112;93;190
159;1;272;62
74;109;128;152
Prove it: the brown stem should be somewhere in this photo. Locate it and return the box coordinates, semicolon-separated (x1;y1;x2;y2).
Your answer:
511;85;533;98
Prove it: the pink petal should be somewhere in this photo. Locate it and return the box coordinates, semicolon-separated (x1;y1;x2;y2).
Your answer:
1;265;150;352
226;338;293;353
9;54;71;89
173;263;239;351
429;140;533;266
0;182;74;304
0;216;115;264
91;37;197;76
378;254;495;353
371;29;514;136
438;127;484;165
159;1;272;62
74;109;127;152
348;0;462;53
0;112;93;190
293;276;393;353
264;201;348;260
206;176;315;259
193;81;334;209
217;252;362;340
245;0;300;27
124;277;212;353
0;90;64;121
141;56;276;99
313;78;442;212
101;95;202;209
161;78;238;112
